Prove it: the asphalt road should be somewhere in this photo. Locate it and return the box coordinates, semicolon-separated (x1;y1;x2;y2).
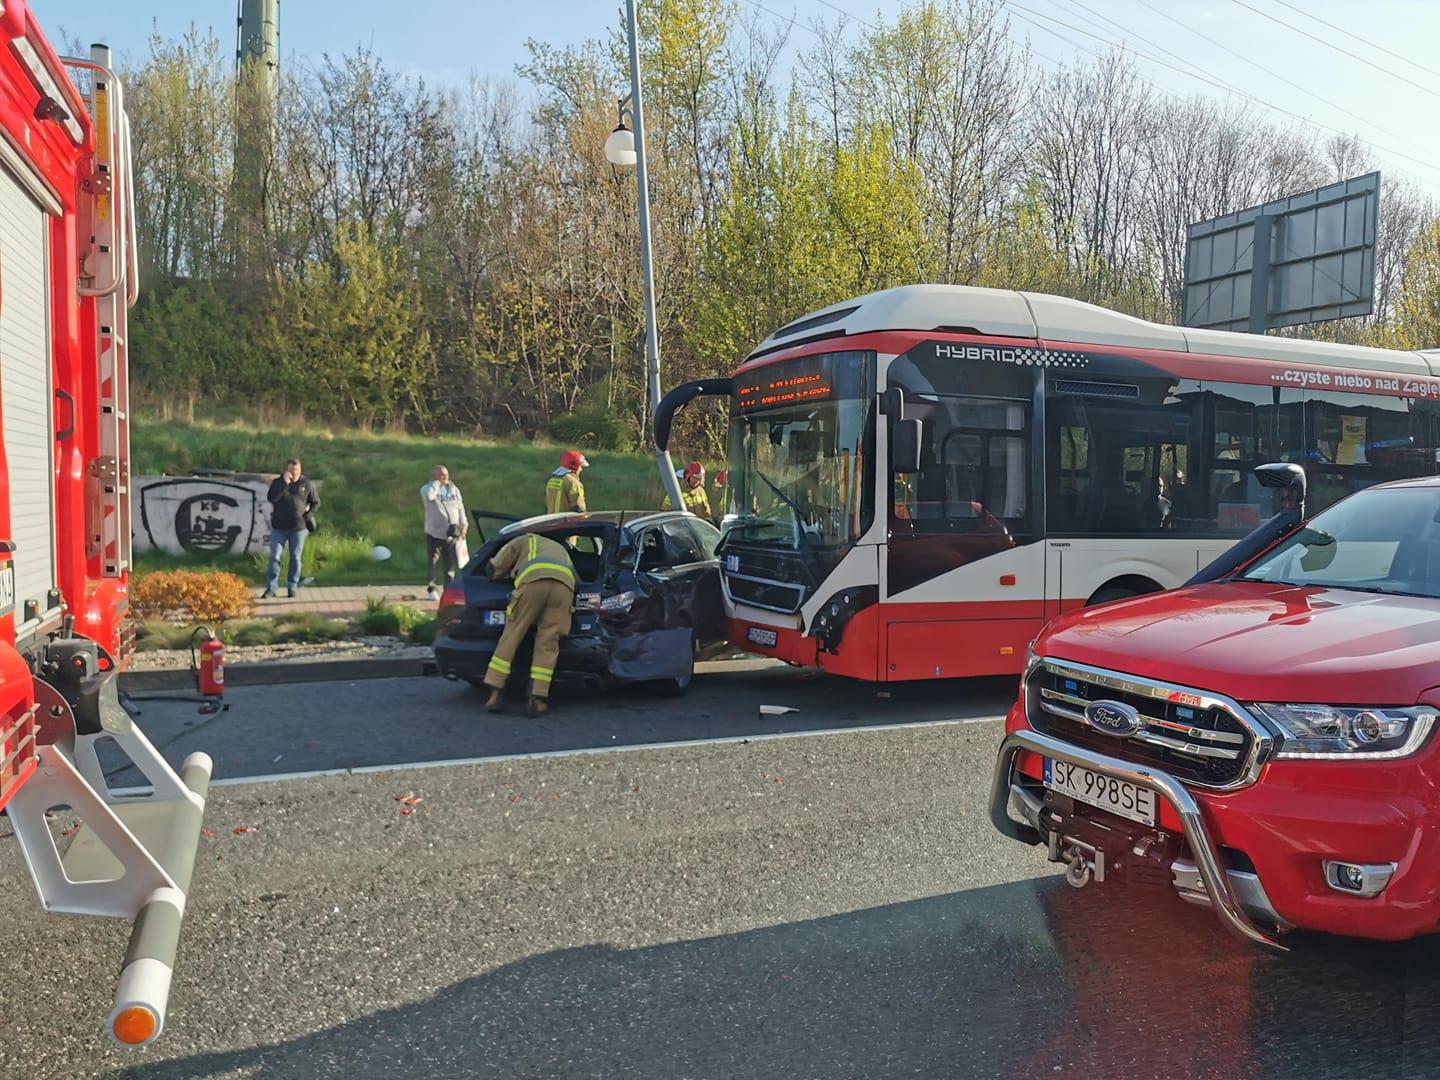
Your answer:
5;674;1440;1078
106;661;1020;784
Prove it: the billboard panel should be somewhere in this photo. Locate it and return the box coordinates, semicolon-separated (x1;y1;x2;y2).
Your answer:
1182;172;1378;333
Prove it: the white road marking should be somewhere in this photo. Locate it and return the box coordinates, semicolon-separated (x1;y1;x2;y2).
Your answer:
109;715;1007;794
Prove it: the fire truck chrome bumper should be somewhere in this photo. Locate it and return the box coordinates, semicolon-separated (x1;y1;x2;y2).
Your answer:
990;729;1287;952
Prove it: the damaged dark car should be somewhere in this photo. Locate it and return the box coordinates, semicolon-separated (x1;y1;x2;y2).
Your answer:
433;510;725;696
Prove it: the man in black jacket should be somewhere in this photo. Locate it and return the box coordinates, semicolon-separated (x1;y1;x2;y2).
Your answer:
265;458;320;598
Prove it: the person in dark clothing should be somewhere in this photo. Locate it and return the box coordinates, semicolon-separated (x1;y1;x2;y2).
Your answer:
266;458;320;598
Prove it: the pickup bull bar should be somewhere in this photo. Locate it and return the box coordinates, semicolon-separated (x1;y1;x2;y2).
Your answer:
989;728;1285;951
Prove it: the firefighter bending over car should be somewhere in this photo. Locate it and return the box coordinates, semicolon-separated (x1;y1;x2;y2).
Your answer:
546;450;588;513
662;461;714;522
483;532;577;717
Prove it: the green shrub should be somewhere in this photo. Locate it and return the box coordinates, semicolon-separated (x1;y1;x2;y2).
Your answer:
393;604;427;634
230;620;278;647
550;407;632;452
271;613;348;643
407;618;438;645
357;608;401;636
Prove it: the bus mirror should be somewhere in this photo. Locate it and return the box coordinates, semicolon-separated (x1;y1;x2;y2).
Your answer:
893;418;923;474
879;387;905;418
1254;462;1306;516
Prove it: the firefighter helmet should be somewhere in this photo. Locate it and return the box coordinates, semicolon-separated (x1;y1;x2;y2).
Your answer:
561;450;589;471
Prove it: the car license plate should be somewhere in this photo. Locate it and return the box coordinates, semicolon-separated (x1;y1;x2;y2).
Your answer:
746;626;778;647
1044;759;1156;826
484;610;506;627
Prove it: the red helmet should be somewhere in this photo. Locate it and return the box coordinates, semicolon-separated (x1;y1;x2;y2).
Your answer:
561;450;589;471
683;461;705;482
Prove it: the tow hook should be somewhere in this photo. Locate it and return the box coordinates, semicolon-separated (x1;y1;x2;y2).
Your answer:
1063;846;1092;889
1048;831;1104;888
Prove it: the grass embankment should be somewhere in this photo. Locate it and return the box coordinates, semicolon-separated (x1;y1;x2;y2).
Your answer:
132;406;666;585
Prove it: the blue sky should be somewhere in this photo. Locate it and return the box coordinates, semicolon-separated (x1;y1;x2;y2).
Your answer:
51;0;1440;196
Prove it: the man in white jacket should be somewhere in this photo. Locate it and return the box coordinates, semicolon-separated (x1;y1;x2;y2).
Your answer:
421;465;468;600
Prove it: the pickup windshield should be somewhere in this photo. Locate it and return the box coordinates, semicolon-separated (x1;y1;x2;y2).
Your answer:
1241;486;1440;598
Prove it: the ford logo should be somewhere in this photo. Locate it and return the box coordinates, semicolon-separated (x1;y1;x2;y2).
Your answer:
1084;699;1141;737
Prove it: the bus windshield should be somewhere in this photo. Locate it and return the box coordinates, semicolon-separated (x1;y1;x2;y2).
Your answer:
725;351;875;550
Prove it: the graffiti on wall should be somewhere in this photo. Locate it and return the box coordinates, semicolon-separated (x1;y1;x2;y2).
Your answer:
133;475;273;557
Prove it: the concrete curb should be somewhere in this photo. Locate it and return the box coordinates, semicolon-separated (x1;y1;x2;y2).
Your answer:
121;656;431;691
119;653;778;691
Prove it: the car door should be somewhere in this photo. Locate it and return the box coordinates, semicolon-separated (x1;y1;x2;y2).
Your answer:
635;519;724;643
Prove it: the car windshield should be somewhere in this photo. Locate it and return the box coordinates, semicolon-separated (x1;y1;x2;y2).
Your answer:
1241;486;1440;598
724;351;875;550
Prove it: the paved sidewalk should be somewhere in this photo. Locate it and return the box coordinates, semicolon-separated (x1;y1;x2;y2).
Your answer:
252;584;436;620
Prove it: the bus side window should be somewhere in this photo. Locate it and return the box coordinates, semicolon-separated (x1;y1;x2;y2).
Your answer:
898;397;1030;534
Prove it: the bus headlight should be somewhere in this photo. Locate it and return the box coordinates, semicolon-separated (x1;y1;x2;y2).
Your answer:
1250;704;1436;759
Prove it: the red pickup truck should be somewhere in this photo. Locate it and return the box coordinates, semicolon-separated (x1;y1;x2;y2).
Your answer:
991;466;1440;949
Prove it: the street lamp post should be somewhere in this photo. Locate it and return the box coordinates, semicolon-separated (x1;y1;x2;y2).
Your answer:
606;0;686;512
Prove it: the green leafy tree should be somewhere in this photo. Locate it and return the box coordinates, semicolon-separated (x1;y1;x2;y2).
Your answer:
1394;219;1440;350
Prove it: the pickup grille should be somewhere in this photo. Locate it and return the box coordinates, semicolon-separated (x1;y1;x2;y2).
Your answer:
1026;659;1269;789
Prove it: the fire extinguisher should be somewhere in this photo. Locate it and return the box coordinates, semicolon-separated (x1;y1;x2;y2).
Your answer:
192;626;225;700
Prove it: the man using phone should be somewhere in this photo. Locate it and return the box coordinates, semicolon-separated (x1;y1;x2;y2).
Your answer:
266;458;320;598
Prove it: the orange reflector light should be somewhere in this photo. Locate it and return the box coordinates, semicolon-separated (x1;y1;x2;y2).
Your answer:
999;646;1014;655
113;1006;158;1045
999;574;1017;586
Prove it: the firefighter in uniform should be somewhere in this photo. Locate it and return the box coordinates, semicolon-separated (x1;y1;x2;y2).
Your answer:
483;532;576;717
545;450;589;514
662;461;714;522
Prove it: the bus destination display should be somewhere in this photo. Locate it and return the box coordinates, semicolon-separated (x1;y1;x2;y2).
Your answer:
737;370;833;410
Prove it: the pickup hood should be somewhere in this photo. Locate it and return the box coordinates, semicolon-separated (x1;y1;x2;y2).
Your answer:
1038;580;1440;706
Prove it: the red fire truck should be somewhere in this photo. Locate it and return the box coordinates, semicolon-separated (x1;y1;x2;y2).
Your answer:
0;3;210;1046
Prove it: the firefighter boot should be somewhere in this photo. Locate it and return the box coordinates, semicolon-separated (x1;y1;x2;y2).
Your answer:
484;688;504;713
527;697;549;718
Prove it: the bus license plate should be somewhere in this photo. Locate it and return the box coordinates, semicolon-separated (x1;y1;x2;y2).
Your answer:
746;626;777;647
1044;759;1156;826
484;610;506;627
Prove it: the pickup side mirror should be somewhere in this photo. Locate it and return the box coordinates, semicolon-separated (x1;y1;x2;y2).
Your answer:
892;418;923;475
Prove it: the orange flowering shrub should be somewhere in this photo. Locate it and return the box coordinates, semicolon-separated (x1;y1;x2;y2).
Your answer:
130;570;255;623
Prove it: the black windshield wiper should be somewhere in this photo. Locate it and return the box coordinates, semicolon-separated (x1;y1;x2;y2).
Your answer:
748;467;818;585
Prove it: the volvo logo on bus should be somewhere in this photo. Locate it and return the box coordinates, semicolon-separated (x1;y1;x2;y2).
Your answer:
1084;700;1141;737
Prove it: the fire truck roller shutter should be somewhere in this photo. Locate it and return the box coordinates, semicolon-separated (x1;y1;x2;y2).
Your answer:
0;164;54;631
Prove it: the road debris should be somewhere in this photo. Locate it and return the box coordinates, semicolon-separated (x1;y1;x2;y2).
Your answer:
760;705;798;716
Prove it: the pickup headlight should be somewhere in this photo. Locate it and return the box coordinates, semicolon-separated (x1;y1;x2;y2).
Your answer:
599;591;636;613
1249;703;1437;760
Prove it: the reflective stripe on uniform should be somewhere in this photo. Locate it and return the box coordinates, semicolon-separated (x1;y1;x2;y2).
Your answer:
515;561;575;586
531;665;554;682
487;656;512;675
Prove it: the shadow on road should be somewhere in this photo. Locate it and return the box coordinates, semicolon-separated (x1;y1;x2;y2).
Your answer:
117;877;1440;1080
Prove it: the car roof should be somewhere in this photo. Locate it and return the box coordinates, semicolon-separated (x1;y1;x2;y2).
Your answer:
496;510;695;537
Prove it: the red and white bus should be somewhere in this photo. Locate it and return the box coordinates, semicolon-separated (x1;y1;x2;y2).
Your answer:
657;284;1440;681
